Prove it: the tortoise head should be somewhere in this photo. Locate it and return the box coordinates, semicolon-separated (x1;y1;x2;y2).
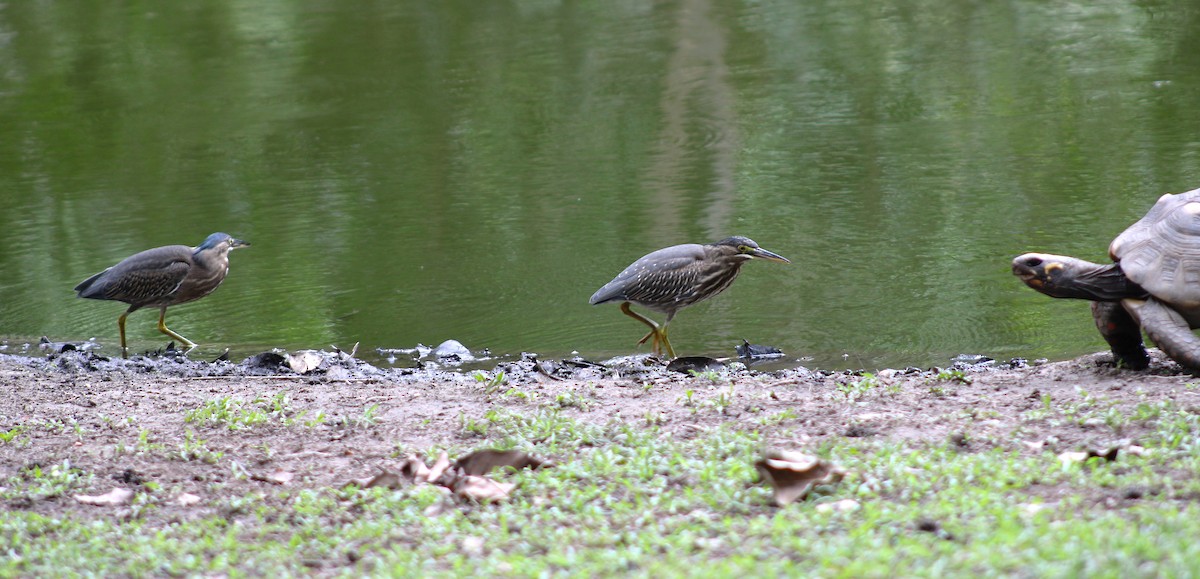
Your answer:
1012;253;1144;301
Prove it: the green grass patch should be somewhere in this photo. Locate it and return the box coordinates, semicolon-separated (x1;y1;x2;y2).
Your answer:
184;392;325;430
3;407;1200;576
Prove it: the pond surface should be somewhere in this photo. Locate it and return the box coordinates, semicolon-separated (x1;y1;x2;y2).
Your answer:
2;1;1200;370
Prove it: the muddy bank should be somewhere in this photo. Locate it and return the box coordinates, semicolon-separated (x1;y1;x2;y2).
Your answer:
2;346;1198;523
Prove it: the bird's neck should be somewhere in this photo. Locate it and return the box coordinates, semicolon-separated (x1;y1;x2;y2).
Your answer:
193;249;228;269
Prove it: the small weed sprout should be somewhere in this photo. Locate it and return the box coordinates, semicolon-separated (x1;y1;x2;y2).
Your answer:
6;460;93;501
461;414;489;437
760;408;798;426
174;430;224;464
931;369;972;384
0;425;28;444
708;385;736;413
346;404;381;427
135;428;163;453
554;391;590;410
837;373;878;401
186;393;319;430
503;388;537;403
643;411;666;426
186;397;268;430
474;371;507;393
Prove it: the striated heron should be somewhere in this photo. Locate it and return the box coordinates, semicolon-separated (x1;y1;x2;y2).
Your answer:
74;232;249;354
589;236;790;358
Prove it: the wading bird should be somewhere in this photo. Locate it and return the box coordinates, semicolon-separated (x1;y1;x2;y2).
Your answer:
75;232;249;354
589;236;789;358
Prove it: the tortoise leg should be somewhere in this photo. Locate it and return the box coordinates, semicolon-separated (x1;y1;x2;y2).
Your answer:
156;307;197;349
1091;301;1149;370
1123;298;1200;374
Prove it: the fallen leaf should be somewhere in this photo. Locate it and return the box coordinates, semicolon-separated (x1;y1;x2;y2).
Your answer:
427;452;451;484
74;487;134;506
1021;503;1050;515
455;450;551;477
461;536;486;556
423;500;449;517
1058;447;1119;466
398;454;432;483
755;450;846;506
177;493;202;506
287;351;324;374
344;468;405;490
1058;451;1089;465
364;470;404;489
345;448;548;504
815;499;860;513
453;475;515;502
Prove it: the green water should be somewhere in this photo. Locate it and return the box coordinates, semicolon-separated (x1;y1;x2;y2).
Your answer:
2;1;1200;370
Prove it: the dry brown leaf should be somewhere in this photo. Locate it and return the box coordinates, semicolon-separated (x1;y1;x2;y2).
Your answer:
287;351;324;374
1057;451;1089;465
755;450;846;506
343;468;405;490
461;536;486;556
453;475;515;502
177;493;202;506
455;449;551;477
398;454;432;483
1021;503;1050;515
345;448;547;504
815;499;860;513
74;487;134;506
1058;447;1119;466
423;500;449;517
363;469;404;489
427;452;451;484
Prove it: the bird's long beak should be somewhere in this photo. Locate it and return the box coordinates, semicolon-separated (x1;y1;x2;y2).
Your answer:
231;238;250;249
750;247;790;263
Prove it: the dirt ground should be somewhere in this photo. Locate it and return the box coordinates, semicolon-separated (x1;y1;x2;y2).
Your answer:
3;347;1199;521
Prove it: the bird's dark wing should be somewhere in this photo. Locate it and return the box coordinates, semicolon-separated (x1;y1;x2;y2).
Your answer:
589;245;705;305
75;245;193;305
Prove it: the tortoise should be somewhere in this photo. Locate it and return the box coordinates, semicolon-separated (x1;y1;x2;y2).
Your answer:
1013;188;1200;372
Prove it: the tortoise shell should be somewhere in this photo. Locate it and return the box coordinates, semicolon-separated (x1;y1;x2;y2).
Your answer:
1110;188;1200;309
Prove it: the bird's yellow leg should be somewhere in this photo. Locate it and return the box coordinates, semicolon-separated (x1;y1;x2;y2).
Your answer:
118;311;130;358
157;307;197;349
634;329;677;358
621;303;675;358
658;329;676;359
